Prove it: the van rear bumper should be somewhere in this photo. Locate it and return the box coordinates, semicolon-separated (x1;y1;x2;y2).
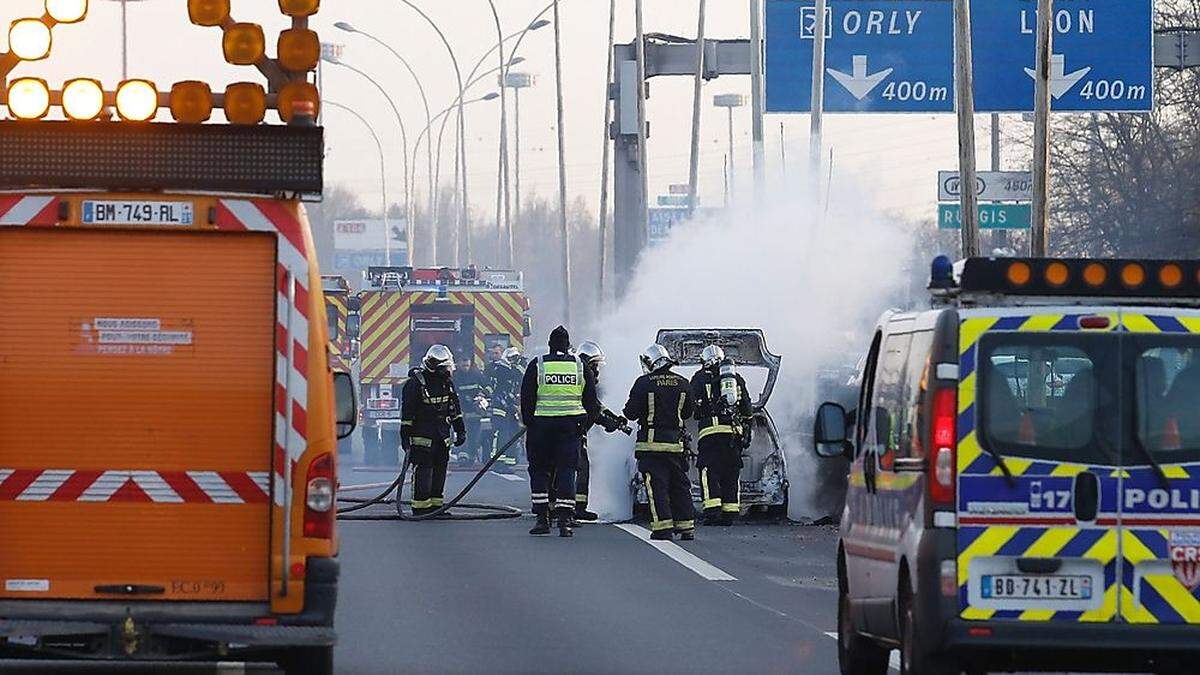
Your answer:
945;619;1200;670
0;557;337;660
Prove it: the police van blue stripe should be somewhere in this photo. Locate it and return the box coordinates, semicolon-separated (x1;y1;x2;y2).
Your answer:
995;528;1046;557
1056;529;1106;558
993;316;1029;331
1149;315;1188;333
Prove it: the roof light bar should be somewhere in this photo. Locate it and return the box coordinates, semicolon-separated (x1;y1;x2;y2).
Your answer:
956;258;1200;298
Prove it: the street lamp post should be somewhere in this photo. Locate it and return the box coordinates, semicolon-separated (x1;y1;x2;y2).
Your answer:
321;54;412;265
326;100;393;266
333;22;435;266
713;94;746;206
503;72;534;249
101;0;148;80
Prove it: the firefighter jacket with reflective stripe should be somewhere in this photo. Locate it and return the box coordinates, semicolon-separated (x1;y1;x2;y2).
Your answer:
456;367;487;417
401;368;465;448
520;352;601;428
485;360;522;418
690;367;752;439
624;368;694;454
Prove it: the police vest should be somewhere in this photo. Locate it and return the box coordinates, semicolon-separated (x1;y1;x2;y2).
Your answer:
534;356;586;417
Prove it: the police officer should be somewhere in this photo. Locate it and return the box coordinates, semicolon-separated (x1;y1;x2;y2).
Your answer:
558;340;629;522
691;346;753;526
455;353;487;465
624;344;696;541
486;347;525;471
521;326;601;537
400;345;467;517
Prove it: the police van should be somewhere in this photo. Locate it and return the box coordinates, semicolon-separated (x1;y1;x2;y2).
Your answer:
815;257;1200;674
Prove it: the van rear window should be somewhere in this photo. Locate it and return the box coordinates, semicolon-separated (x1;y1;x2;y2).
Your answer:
1136;344;1200;459
978;335;1119;465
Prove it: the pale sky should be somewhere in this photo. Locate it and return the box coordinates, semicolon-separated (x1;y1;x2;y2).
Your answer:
1;0;993;221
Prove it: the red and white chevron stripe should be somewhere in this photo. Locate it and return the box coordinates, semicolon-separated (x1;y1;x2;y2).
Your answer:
0;468;270;504
215;199;311;507
0;195;59;226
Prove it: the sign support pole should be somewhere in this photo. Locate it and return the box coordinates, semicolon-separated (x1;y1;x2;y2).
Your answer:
953;0;980;257
749;0;766;206
809;0;828;192
990;113;1007;251
1031;0;1053;257
687;0;707;218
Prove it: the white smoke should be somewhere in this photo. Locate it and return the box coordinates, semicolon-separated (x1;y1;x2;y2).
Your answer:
585;170;916;522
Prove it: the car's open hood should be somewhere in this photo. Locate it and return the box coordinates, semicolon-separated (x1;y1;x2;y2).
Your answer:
655;328;782;410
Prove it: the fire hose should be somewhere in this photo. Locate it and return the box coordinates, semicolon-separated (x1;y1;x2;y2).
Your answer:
336;429;526;522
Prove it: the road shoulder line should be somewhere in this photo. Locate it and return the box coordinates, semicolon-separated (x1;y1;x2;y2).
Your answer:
614;524;738;581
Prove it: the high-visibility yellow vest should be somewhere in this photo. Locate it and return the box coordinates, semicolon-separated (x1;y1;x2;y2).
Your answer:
534;357;586;417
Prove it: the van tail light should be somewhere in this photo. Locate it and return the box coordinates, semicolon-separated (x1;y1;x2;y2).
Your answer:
304;453;334;539
929;387;957;506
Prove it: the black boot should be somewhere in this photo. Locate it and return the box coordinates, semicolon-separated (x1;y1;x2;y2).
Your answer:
702;510;722;526
650;529;674;541
677;530;695;541
719;511;736;526
529;513;551;535
557;514;574;538
574;507;599;522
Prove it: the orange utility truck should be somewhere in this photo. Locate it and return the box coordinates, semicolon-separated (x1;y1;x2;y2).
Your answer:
0;3;350;674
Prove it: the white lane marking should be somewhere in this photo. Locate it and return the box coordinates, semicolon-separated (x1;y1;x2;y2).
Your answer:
824;632;901;672
216;662;246;674
615;524;737;581
489;471;526;482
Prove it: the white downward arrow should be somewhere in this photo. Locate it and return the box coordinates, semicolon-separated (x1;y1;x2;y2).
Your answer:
1024;54;1092;99
827;55;893;101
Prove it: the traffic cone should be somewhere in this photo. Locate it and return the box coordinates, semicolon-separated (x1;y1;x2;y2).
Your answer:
1019;412;1037;445
1163;418;1182;451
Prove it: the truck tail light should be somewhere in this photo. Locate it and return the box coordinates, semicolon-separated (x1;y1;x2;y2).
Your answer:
929;387;957;506
303;453;334;539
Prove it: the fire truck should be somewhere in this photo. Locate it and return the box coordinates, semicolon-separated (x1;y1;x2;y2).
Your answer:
0;2;348;673
322;275;358;374
354;266;531;465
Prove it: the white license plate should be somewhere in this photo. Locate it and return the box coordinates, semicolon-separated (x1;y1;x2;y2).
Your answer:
981;574;1092;600
82;200;194;226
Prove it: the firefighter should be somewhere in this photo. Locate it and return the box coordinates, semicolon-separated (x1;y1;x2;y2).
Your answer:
521;326;601;537
554;340;629;522
691;346;753;526
624;344;696;541
486;347;525;471
400;345;467;517
455;353;487;465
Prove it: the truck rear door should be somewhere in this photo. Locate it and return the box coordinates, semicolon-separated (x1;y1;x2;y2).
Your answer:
0;227;276;602
957;312;1121;624
1118;309;1200;624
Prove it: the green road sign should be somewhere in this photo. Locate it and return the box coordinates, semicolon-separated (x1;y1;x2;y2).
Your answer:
938;203;1031;230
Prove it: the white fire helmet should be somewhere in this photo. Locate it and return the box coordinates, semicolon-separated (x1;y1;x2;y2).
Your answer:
639;344;674;374
423;344;455;373
577;340;606;370
700;345;726;369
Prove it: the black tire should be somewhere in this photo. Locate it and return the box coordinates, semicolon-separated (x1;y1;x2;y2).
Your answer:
278;646;334;675
838;578;889;675
899;579;958;675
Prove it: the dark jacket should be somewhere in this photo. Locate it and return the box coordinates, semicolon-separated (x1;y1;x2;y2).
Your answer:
485;360;522;418
623;367;694;455
456;366;487;417
690;366;753;439
401;368;466;450
519;352;602;430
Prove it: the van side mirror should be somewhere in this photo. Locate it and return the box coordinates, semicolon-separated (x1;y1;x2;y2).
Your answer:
334;372;358;440
346;314;361;339
814;402;851;459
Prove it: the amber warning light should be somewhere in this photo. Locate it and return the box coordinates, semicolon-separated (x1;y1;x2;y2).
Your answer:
956;258;1200;299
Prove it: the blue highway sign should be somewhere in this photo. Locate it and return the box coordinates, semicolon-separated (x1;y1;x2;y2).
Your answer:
765;0;955;113
971;0;1153;112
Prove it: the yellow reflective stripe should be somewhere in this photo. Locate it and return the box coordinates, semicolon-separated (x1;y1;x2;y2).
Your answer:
647;392;656;443
677;395;685;428
1019;315;1063;332
721;504;740;513
535;357;585;416
1049;462;1089;477
1163;464;1191;480
400;420;414;426
575;495;588;503
959;317;999;353
675;520;695;531
1077;530;1119;622
411;437;433;447
1177;316;1200;334
958;371;977;415
701;468;711;503
703;499;721;509
1122;313;1161;334
699;425;735;439
411;498;434;509
635;442;684;453
956;430;983;473
644;473;669;530
430;497;444;507
651;520;674;531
